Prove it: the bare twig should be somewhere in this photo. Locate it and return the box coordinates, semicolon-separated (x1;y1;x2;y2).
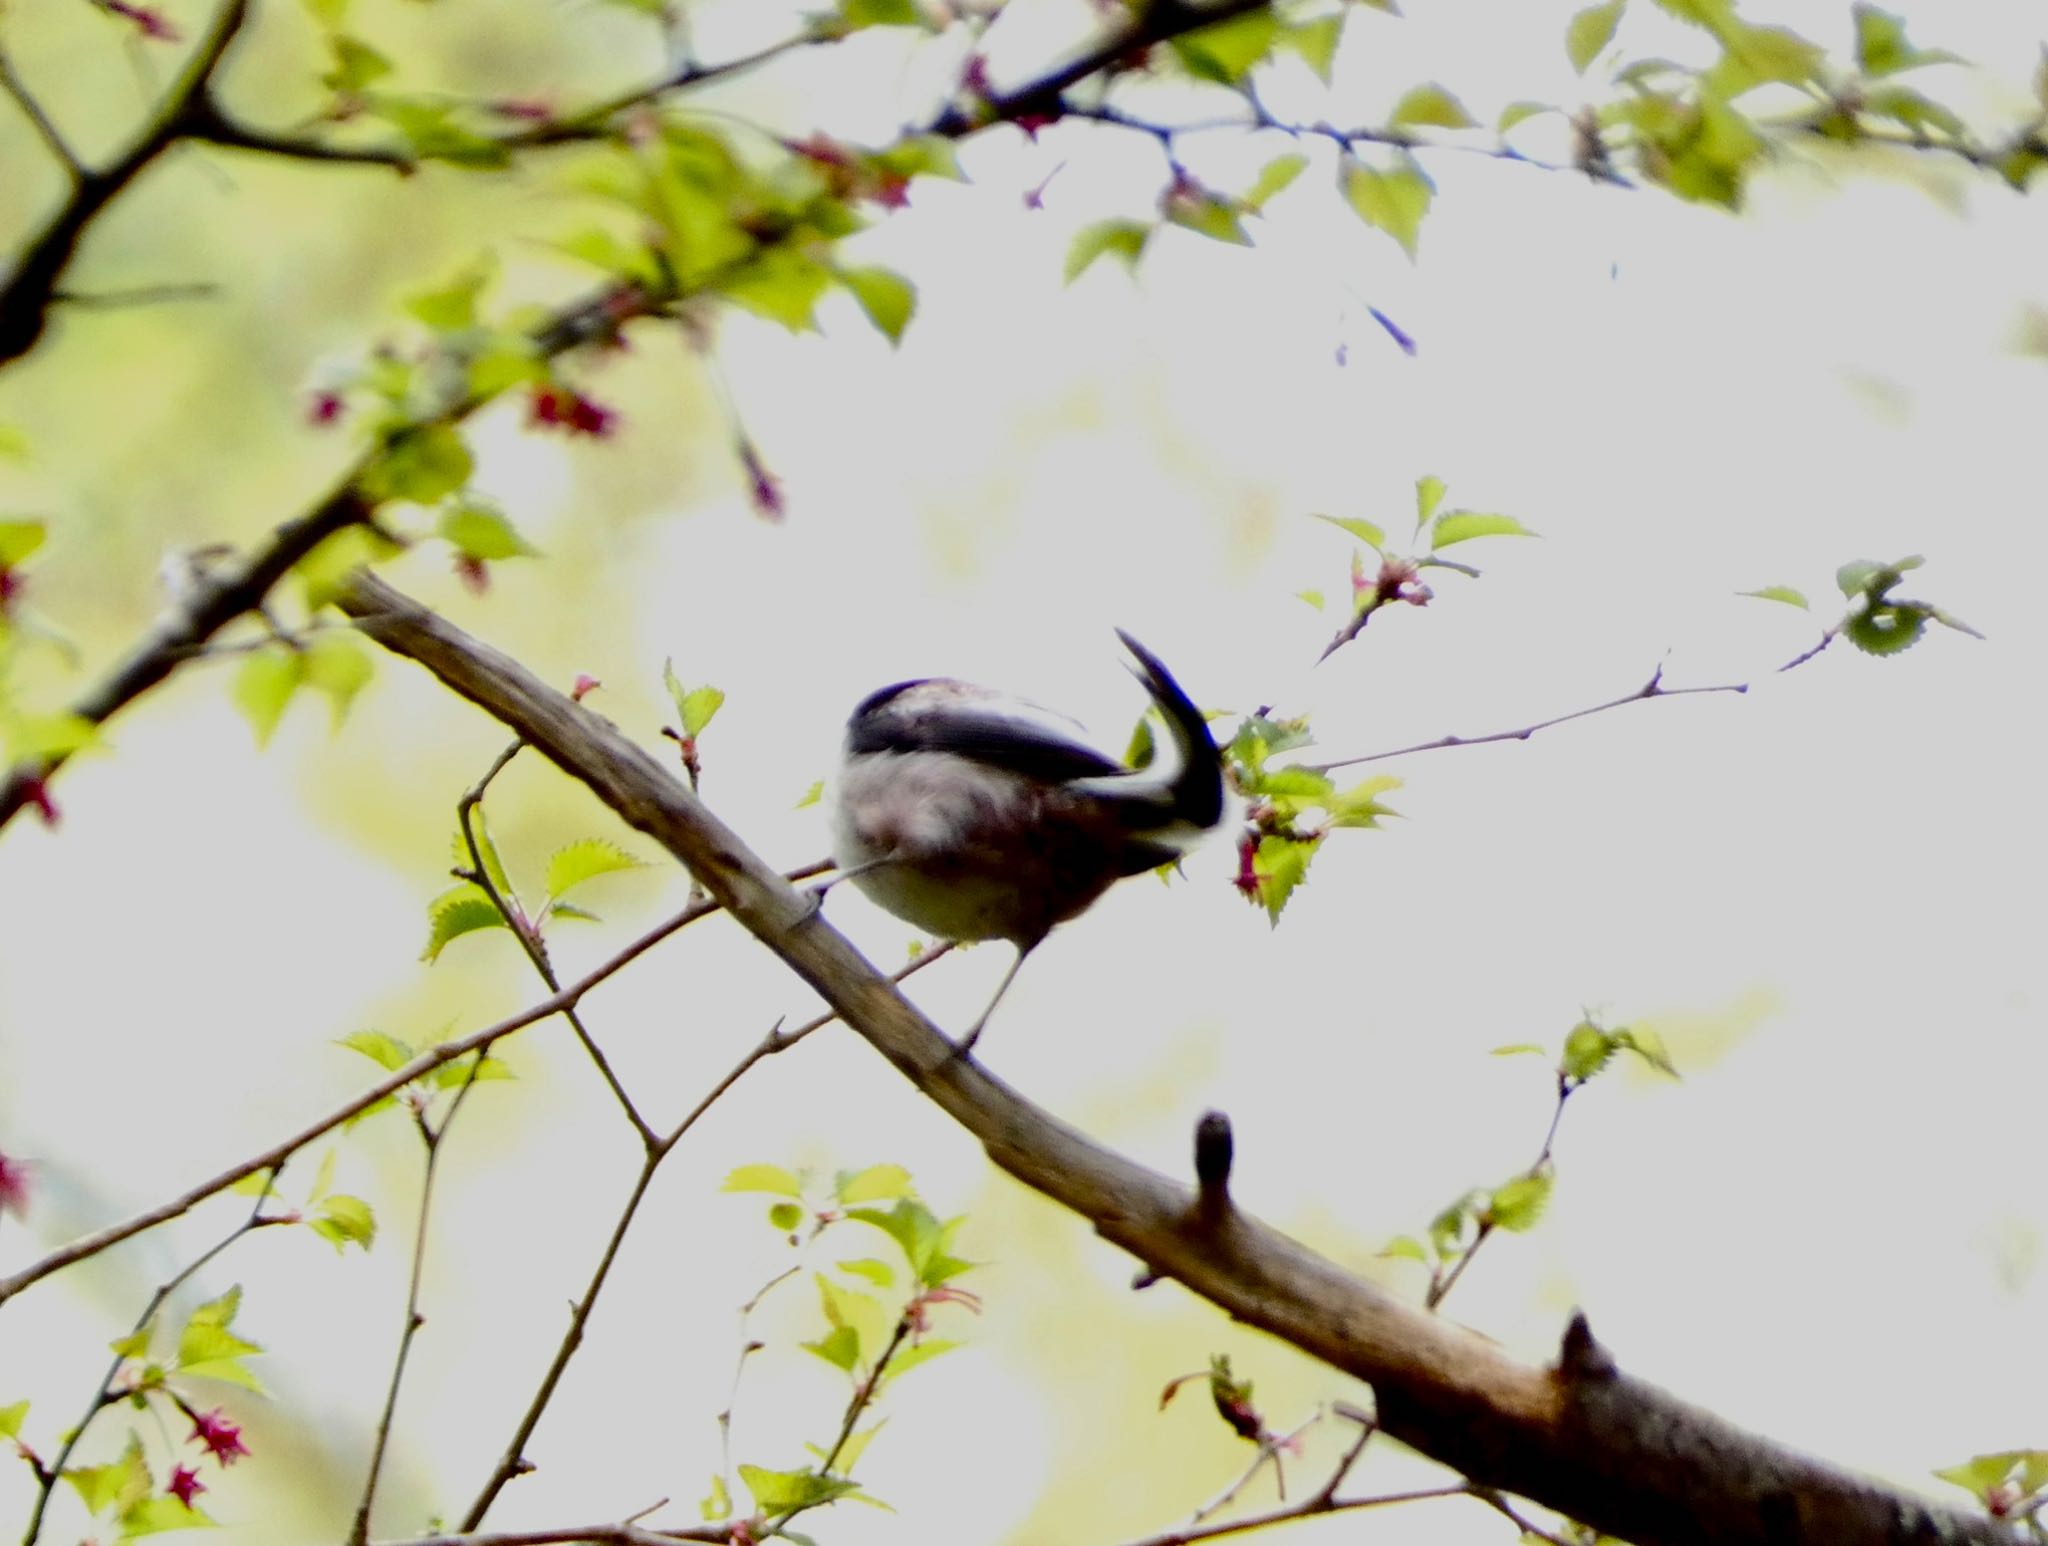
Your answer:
372;1527;726;1546
1121;1484;1471;1546
0;49;85;176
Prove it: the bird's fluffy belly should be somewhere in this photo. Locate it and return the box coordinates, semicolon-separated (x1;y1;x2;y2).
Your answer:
830;750;1122;945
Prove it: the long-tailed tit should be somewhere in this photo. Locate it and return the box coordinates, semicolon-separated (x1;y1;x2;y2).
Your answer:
828;631;1223;1056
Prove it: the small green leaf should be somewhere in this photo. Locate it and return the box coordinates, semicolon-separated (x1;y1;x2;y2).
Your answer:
0;1400;27;1439
663;660;725;736
429;1050;513;1089
1491;1043;1548;1058
232;648;303;746
839;267;917;345
1065;218;1150;283
701;1473;732;1522
405;263;492;333
297;523;404;611
1242;153;1308;212
439;502;539;562
824;1421;885;1477
301;633;374;728
1340;158;1432;258
1488;1171;1553;1232
803;1325;862;1371
768;1201;804;1232
1164;189;1251;247
876;1339;957;1382
311;1194;377;1252
337;1029;414;1072
1296;589;1325;611
795;779;825;808
739;1464;859;1515
1853;3;1960;77
1430;511;1537;549
836;1163;914;1204
1312;513;1387;550
837;1257;895;1288
719;247;835;333
322;33;392;94
1170;9;1281;83
1566;0;1625;72
1253;833;1318;925
423;884;509;962
1378;1234;1429;1263
1498;101;1555;131
1612;1027;1679;1078
1845;603;1929;656
1282;14;1343;81
1414;475;1446;530
1327;774;1400;829
0;519;45;566
837;0;922;29
1561;1021;1616;1081
1739;585;1808;609
362;423;474;505
123;1495;215;1536
1390;83;1476;129
724;1163;805;1198
545;838;645;901
176;1287;266;1392
65;1437;151;1517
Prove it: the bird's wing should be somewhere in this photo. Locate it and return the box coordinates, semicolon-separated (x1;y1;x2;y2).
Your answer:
848;683;1128;784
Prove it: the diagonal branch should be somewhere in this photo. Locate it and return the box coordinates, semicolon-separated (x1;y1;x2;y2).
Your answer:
331;570;2014;1546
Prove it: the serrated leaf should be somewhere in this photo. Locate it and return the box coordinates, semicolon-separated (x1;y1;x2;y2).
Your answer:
423;885;509;962
836;1163;914;1204
1243;153;1308;212
839;267;917;345
1488;1171;1553;1232
1312;512;1386;550
311;1194;376;1252
545;838;645;901
337;1029;415;1072
1390;83;1476;129
1562;1021;1616;1081
232;648;304;746
1379;1234;1429;1263
1567;0;1625;72
1846;603;1928;656
1430;510;1536;549
1340;158;1432;258
662;660;725;736
1065;218;1150;283
0;519;45;566
802;1325;862;1372
1253;833;1318;925
724;1163;805;1197
1740;585;1808;609
439;502;538;562
176;1288;266;1391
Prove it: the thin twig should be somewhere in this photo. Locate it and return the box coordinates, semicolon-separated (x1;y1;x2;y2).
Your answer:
0;50;84;176
1427;1073;1573;1311
1190;1410;1323;1523
1120;1484;1471;1546
373;1527;727;1546
1468;1484;1577;1545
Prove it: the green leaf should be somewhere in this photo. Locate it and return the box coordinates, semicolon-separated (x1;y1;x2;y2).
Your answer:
820;1421;885;1477
1488;1171;1553;1232
836;1257;895;1287
362;96;509;167
1313;513;1386;550
739;1465;860;1515
1705;23;1825;98
423;884;509;961
1242;153;1308;213
1431;511;1537;549
1327;774;1399;828
301;633;374;728
1065;219;1150;283
846;1198;964;1283
311;1194;377;1253
362;423;474;505
1498;101;1555;132
1414;474;1446;529
297;523;404;610
1846;602;1928;656
723;1163;805;1198
322;34;393;94
176;1287;266;1392
803;1325;862;1371
1864;84;1965;140
1390;84;1476;129
1566;0;1624;73
1253;833;1318;924
1613;1027;1679;1078
545;838;645;901
1282;14;1343;81
1164;189;1251;247
0;1400;27;1439
835;1163;914;1204
839;267;917;345
337;1029;415;1072
1170;9;1281;83
701;1472;732;1522
429;1050;513;1089
876;1339;957;1382
1379;1234;1429;1263
1295;589;1325;611
1934;1451;2048;1503
232;648;303;746
837;0;922;29
1340;158;1432;258
0;519;45;566
1561;1021;1616;1081
1853;4;1960;77
1740;585;1808;609
405;263;492;333
439;502;538;562
658;661;726;740
65;1438;150;1517
1491;1043;1548;1059
719;247;835;333
795;779;824;808
815;1273;890;1362
768;1201;804;1232
121;1495;216;1537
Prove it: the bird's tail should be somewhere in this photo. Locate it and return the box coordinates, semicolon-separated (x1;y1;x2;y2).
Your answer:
1071;631;1225;866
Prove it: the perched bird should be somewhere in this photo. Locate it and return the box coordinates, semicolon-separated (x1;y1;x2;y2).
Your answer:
828;631;1224;1056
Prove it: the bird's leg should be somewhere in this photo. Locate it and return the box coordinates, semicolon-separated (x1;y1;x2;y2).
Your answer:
803;854;899;919
951;941;1036;1061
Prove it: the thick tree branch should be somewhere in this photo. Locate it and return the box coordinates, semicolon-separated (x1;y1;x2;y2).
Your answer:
331;571;2015;1546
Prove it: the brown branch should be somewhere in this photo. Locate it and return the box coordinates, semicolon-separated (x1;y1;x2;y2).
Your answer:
331;570;2015;1546
373;1528;725;1546
1120;1484;1470;1546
